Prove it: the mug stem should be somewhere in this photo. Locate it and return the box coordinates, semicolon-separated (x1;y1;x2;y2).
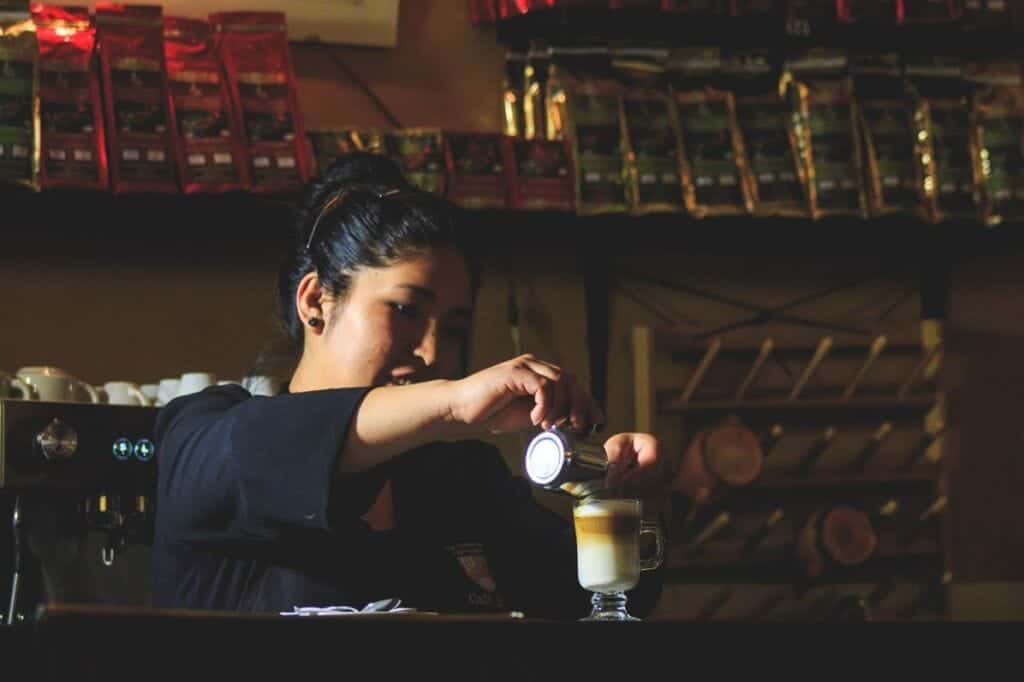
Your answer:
582;591;639;621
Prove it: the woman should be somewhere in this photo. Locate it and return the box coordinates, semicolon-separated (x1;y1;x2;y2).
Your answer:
151;152;667;619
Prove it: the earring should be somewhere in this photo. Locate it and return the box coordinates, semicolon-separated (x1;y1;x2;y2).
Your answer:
307;317;321;328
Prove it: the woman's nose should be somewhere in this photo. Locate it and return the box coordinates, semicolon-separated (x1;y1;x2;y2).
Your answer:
414;319;439;367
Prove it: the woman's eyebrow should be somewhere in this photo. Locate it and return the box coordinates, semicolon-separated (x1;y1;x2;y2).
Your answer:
395;284;436;299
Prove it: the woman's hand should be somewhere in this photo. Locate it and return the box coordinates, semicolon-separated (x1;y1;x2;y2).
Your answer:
602;432;667;498
445;354;603;436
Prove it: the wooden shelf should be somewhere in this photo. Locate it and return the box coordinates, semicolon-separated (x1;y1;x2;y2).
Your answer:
657;396;937;417
748;471;938;493
494;5;1024;56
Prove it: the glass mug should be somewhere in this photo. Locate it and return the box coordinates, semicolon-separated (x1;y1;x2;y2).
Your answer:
573;496;663;621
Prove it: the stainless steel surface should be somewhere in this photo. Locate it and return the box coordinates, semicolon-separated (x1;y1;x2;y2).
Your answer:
36;419;78;461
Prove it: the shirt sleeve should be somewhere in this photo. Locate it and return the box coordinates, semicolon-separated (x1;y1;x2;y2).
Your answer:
153;385;375;553
458;441;666;620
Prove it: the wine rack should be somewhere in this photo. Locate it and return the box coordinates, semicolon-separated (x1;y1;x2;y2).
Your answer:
633;323;952;621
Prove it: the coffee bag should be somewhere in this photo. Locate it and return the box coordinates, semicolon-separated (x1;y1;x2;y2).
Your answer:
0;5;36;189
669;47;753;217
616;48;685;213
386;128;445;195
787;49;867;218
307;128;386;178
853;53;922;217
967;60;1024;226
906;57;975;222
444;131;509;209
726;50;809;217
506;137;575;211
211;11;311;195
33;4;106;191
547;47;629;214
164;16;247;193
95;3;176;193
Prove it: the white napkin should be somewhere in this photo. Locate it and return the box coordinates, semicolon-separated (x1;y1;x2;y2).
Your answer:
280;598;418;616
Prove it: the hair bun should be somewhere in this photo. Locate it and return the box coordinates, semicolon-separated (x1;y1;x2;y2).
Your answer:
318;151;411;192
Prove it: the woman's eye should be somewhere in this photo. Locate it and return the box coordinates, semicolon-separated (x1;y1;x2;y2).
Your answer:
389;302;420;319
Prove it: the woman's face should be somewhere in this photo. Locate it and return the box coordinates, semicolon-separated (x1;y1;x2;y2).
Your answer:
319;246;475;388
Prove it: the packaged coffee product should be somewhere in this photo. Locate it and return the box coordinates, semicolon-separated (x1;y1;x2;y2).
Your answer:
838;0;902;22
443;131;509;208
906;57;975;222
386;128;445;195
164;17;247;193
853;53;922;217
502;51;526;138
726;50;810;217
95;3;176;194
787;49;867;218
0;6;37;189
506;137;575;211
967;60;1024;226
669;47;753;217
901;0;962;22
523;44;549;140
211;11;312;195
616;48;685;213
963;0;1011;30
33;4;106;191
788;0;840;23
547;47;629;214
307;128;386;178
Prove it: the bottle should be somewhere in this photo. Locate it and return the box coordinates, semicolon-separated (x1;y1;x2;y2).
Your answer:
523;425;608;499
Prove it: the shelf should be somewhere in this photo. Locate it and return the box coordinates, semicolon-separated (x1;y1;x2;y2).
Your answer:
748;471;938;493
2;186;1022;262
663;549;941;584
657;396;937;418
494;6;1024;57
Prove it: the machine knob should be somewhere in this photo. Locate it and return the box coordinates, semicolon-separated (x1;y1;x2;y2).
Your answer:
36;419;78;461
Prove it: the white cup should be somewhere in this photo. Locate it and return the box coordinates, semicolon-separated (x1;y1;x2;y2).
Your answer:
176;372;216;398
16;366;100;403
140;384;160;404
104;381;149;406
1;371;32;400
242;374;280;397
156;378;181;406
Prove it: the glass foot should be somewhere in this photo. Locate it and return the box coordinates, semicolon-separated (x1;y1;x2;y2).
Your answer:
581;591;640;621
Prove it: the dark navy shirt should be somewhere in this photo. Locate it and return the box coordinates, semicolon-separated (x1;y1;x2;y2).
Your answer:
151;384;662;618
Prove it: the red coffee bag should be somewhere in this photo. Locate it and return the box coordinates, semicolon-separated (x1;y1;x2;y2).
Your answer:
95;3;176;193
163;16;247;193
211;11;311;195
33;4;107;191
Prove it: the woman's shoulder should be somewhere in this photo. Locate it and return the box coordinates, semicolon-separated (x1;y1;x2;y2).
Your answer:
154;384;251;436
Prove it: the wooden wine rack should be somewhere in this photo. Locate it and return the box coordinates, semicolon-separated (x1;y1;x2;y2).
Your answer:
633;324;952;622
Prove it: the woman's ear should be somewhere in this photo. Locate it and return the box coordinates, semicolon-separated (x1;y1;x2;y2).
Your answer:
295;272;325;332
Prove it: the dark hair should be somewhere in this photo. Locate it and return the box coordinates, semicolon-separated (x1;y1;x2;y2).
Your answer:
257;152;480;379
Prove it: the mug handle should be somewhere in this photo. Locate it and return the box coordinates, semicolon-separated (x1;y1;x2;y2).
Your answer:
127;385;149;406
640;521;664;572
76;381;101;404
9;376;33;400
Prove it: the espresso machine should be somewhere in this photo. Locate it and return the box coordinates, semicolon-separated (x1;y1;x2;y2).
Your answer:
0;398;160;625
